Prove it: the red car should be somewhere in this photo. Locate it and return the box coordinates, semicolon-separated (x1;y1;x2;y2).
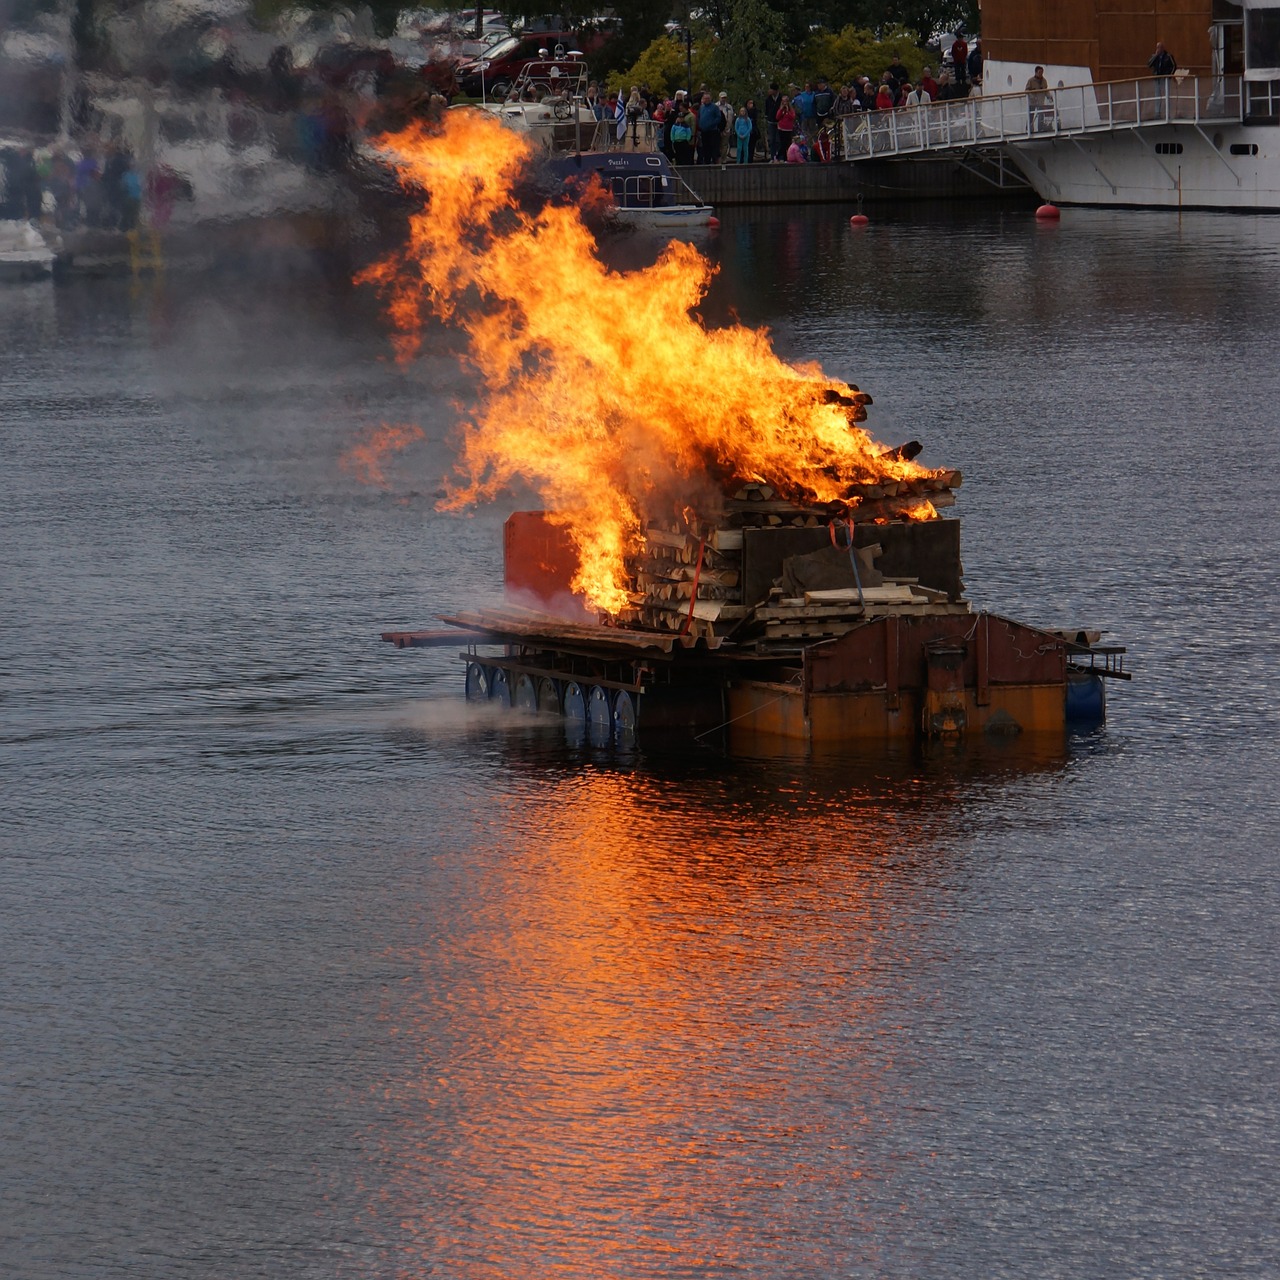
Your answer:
455;29;607;99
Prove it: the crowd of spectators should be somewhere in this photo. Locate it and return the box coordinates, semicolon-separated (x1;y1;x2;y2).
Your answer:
1;142;153;231
0;41;406;239
587;38;983;165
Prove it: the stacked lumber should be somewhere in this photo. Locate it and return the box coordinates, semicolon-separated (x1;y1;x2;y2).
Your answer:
752;582;971;644
617;465;964;647
619;521;746;647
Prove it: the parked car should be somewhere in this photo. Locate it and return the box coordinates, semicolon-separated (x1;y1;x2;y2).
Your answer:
454;28;606;99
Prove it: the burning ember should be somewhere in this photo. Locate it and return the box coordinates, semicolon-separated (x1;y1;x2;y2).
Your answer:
359;110;948;615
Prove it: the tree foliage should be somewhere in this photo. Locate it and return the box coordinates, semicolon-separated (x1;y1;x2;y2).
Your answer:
803;0;976;41
605;33;715;98
794;24;928;87
604;0;975;101
702;0;787;101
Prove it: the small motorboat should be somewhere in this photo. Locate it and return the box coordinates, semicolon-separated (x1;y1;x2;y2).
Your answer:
0;219;56;281
551;150;714;229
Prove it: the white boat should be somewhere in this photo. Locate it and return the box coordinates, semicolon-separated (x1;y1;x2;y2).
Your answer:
474;55;607;153
472;55;715;230
975;0;1280;211
550;151;715;230
0;219;55;280
987;68;1280;211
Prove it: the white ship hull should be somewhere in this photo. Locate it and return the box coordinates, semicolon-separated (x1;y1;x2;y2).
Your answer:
1006;123;1280;211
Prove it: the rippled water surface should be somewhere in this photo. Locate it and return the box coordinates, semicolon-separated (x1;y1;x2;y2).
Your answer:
3;208;1278;1278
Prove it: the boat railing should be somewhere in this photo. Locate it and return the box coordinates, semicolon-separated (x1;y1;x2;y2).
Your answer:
504;58;590;104
842;74;1248;160
610;174;661;207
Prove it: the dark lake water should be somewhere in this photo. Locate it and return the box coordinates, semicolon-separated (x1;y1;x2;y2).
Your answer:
3;206;1278;1278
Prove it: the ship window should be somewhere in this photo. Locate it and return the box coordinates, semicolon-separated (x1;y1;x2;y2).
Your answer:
1246;9;1280;78
1154;142;1184;154
1230;142;1260;155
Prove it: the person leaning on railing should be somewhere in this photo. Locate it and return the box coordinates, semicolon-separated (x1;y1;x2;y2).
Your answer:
1147;42;1177;119
1025;66;1051;132
1148;42;1177;78
832;85;858;159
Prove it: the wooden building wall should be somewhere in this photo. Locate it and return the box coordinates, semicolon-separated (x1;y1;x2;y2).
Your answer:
981;0;1215;81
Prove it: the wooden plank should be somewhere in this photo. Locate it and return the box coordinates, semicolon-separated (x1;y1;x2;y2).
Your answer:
849;491;956;523
382;629;491;648
764;622;860;640
441;609;677;653
641;599;752;621
724;498;828;516
756;603;866;621
805;585;918;604
644;527;695;549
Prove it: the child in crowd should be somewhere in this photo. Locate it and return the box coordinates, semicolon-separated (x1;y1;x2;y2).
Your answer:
734;107;752;164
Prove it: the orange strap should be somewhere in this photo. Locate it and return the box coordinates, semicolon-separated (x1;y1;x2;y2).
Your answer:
680;539;707;636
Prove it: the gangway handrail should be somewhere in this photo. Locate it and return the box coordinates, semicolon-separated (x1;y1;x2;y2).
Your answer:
841;74;1246;162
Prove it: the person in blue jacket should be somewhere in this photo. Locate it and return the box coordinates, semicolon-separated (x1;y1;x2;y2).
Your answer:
696;92;724;164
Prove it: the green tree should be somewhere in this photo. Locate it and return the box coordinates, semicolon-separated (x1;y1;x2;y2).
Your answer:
703;0;787;101
600;0;675;72
607;33;715;98
796;24;926;86
806;0;976;41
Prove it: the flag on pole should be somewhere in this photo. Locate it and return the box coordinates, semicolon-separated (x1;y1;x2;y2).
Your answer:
615;90;627;140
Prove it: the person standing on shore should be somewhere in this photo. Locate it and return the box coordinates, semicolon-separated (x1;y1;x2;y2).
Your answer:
764;84;781;164
774;94;796;161
734;107;752;164
696;92;724;164
670;94;695;165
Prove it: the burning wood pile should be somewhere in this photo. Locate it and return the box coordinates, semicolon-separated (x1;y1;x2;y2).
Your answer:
619;456;969;648
357;119;980;633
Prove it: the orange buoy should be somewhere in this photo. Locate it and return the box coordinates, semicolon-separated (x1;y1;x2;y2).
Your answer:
707;215;720;229
849;213;870;226
1035;204;1061;220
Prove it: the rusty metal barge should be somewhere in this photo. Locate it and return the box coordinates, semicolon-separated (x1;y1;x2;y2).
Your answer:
381;460;1128;750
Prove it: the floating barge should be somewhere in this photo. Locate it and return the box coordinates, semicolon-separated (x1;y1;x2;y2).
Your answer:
382;461;1128;749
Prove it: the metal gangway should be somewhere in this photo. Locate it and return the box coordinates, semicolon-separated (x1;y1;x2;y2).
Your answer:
841;75;1271;161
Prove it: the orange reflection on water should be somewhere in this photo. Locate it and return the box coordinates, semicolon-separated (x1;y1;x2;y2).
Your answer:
366;748;1066;1276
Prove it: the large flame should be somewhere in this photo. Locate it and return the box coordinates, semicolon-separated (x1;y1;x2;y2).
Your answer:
360;110;934;615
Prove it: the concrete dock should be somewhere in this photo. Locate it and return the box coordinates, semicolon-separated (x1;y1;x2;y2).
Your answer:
674;155;1030;206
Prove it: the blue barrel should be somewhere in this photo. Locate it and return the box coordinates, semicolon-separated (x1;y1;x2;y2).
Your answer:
562;681;586;746
489;667;511;707
1065;670;1106;725
586;686;612;747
